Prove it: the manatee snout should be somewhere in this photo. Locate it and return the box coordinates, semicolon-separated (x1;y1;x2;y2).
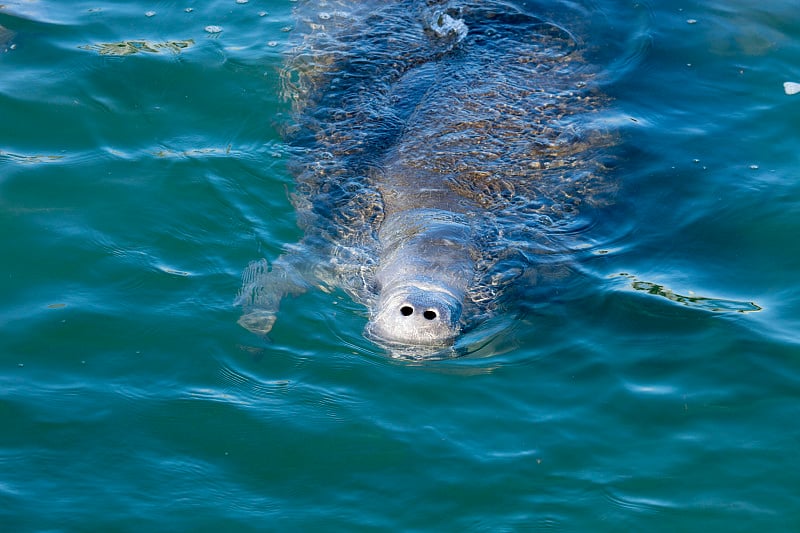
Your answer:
367;284;463;347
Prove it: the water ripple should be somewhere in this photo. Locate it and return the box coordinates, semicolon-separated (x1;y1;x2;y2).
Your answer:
603;488;675;515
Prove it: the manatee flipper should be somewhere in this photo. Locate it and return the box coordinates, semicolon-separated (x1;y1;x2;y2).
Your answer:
235;252;313;336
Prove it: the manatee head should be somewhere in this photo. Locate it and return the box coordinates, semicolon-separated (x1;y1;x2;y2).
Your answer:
365;209;474;350
366;280;463;347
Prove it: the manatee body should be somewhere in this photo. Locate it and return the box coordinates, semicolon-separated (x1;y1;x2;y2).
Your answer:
237;0;615;355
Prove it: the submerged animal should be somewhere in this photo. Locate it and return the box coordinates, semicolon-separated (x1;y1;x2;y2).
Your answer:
237;0;616;355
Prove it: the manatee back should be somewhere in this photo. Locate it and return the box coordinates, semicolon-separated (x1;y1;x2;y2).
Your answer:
282;0;618;308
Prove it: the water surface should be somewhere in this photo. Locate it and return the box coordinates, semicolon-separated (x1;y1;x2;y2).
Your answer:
1;0;799;530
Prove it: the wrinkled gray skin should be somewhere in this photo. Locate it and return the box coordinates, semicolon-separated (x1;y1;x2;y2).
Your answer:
368;209;473;345
237;0;614;353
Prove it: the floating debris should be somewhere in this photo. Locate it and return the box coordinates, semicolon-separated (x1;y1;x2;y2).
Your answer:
154;146;239;158
205;25;223;34
145;11;156;17
0;150;65;164
784;81;800;95
80;39;195;56
614;273;762;313
160;267;191;277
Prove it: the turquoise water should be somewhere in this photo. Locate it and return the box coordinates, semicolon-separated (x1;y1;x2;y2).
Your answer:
2;0;799;530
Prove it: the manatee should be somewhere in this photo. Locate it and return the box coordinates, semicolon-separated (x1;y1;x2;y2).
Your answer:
237;0;616;356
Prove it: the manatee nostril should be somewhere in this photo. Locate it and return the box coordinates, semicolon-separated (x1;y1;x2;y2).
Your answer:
400;305;414;316
423;310;437;320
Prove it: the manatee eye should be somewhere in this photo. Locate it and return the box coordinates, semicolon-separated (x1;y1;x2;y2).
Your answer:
400;306;414;316
423;310;437;320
